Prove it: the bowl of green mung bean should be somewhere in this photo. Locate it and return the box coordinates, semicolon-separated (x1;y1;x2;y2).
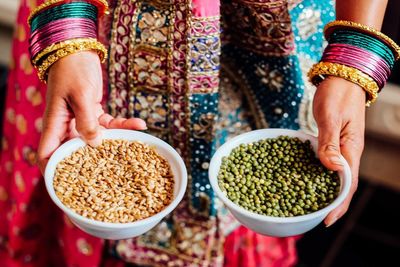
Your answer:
208;129;351;237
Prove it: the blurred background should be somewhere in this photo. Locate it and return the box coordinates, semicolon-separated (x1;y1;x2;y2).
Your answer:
0;1;399;266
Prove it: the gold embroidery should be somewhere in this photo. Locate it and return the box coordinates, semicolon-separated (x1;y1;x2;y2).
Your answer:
222;0;295;56
221;62;269;129
193;113;216;142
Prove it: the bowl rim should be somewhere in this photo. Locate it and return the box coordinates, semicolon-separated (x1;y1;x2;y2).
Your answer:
44;129;188;229
209;128;352;223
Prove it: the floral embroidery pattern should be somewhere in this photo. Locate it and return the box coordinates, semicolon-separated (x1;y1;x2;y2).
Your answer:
133;51;168;91
189;75;219;93
108;0;137;117
137;6;170;47
255;64;284;92
189;16;220;93
191;16;219;37
190;36;220;73
193;113;217;142
222;0;295;56
134;92;169;130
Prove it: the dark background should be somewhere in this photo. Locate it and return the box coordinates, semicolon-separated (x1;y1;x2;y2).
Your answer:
297;2;400;266
383;0;400;85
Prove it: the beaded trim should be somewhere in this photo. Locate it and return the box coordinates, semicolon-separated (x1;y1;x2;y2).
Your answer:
37;38;107;81
324;20;400;60
308;62;379;106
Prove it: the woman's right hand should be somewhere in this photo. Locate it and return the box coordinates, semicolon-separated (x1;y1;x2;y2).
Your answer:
37;51;147;173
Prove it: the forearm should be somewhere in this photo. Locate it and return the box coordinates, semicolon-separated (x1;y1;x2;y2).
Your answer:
336;0;388;29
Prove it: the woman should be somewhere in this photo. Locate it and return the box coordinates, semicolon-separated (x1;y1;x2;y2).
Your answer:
0;0;392;266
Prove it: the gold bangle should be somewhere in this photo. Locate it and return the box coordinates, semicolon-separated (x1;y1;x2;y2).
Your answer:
307;62;379;106
28;0;109;25
32;37;99;65
324;20;400;60
36;39;107;82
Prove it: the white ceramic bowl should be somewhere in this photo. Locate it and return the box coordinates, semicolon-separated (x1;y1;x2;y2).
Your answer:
209;129;352;237
45;129;187;240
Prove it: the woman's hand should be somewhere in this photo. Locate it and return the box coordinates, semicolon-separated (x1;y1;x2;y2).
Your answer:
313;76;366;227
37;51;147;173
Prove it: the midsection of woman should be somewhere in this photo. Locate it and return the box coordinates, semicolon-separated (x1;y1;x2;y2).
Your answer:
1;0;384;266
100;0;329;265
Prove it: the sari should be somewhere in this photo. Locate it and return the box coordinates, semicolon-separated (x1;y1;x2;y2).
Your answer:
0;0;334;266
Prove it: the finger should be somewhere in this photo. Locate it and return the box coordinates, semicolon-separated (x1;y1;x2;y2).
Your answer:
99;113;147;130
317;119;344;172
68;104;104;139
68;118;79;139
69;95;102;147
37;99;70;173
324;128;364;227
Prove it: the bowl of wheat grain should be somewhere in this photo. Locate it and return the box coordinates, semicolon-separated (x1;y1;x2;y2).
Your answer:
44;129;187;240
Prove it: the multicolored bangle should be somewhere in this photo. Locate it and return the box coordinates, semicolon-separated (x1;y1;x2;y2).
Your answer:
30;2;98;32
28;1;108;82
27;0;109;25
324;20;400;60
30;18;98;60
308;20;400;106
328;30;395;69
321;43;391;90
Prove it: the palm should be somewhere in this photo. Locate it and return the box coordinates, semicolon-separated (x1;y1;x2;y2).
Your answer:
37;52;146;173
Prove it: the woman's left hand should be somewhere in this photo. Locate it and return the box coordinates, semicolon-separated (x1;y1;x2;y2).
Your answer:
313;76;366;227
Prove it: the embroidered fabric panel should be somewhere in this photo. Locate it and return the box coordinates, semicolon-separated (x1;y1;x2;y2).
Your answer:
189;37;220;73
221;0;295;56
187;13;221;216
114;200;224;266
189;16;220;94
133;91;169;130
215;67;254;148
189;93;218;215
223;45;303;129
109;1;225;265
107;0;336;265
108;0;137;118
109;0;173;134
289;0;335;135
128;2;172;136
168;2;191;159
132;50;168;93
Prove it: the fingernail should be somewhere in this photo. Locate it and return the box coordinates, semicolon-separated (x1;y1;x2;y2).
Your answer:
329;156;343;166
325;216;338;227
140;121;147;130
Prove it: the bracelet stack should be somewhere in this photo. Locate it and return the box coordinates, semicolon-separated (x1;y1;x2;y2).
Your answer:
28;0;109;82
308;20;400;106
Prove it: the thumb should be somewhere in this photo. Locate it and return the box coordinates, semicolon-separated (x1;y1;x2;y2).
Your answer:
69;95;102;146
317;121;343;171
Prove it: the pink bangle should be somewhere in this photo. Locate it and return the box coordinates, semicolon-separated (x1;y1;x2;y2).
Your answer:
321;43;391;89
29;17;97;60
323;52;388;88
